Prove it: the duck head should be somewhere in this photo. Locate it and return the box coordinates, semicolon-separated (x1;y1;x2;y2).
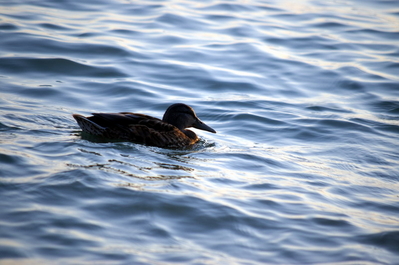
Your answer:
162;103;216;134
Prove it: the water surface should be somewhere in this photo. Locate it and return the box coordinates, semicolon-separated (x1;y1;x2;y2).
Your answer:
1;0;399;264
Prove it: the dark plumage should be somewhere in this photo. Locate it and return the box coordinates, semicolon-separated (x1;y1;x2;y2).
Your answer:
72;103;216;148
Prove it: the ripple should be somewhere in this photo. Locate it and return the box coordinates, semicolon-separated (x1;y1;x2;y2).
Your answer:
346;28;399;41
0;57;127;78
38;22;72;31
0;23;18;30
356;231;399;255
156;13;209;30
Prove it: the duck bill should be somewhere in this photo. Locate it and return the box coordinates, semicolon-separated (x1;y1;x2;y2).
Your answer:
193;119;216;133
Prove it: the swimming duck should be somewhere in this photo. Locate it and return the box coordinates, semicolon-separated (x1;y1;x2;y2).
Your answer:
72;103;216;148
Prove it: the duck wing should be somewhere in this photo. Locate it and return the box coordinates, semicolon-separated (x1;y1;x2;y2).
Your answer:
88;112;156;127
87;112;193;147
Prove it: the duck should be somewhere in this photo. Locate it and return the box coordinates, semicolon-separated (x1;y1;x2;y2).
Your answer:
72;103;216;148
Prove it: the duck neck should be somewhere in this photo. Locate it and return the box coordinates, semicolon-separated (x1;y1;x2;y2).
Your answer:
182;129;197;140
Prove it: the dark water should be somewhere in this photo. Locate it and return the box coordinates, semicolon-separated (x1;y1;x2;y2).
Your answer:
1;0;399;264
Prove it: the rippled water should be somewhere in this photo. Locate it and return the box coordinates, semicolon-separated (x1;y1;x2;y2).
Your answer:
1;0;399;264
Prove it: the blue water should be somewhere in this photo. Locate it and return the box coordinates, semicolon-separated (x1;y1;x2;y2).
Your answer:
1;0;399;264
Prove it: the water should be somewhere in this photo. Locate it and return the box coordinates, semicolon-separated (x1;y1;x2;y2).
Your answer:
1;0;399;264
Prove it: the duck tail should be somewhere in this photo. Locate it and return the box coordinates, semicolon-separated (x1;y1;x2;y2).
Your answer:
72;114;106;136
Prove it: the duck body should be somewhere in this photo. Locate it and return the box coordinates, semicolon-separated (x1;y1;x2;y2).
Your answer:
72;103;216;148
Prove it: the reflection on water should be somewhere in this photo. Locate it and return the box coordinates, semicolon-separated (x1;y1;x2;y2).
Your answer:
1;0;399;264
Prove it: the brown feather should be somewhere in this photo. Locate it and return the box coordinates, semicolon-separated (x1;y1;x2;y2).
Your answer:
72;103;215;148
